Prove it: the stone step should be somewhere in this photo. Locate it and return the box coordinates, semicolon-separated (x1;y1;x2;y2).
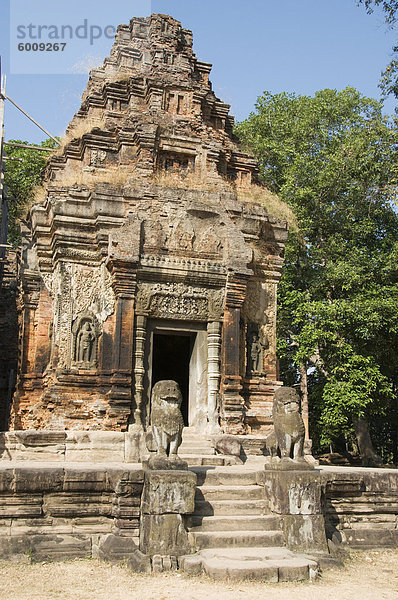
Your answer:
180;455;241;467
189;529;284;550
180;438;213;444
179;445;215;455
194;499;269;516
189;466;258;486
182;430;212;440
180;547;319;581
187;514;280;532
195;485;263;501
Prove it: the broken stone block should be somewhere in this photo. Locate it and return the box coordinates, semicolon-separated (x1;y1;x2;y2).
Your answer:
179;553;203;575
141;470;197;515
212;435;242;457
98;533;139;561
127;549;151;573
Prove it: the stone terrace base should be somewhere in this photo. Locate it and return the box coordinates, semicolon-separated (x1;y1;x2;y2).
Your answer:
0;462;148;567
0;460;396;574
0;429;269;464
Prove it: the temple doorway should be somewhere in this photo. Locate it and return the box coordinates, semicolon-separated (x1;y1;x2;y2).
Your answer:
151;332;192;425
146;320;208;429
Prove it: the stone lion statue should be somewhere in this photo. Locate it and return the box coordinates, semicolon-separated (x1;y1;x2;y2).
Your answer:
273;387;305;462
150;380;184;459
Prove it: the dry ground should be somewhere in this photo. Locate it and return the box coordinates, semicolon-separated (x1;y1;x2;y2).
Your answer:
0;549;397;600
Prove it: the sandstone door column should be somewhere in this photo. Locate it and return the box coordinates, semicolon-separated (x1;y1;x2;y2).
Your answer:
220;273;249;434
207;321;221;433
107;258;137;430
131;314;147;429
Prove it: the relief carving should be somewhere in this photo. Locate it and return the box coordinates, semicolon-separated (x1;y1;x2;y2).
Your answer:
143;220;168;249
170;220;195;251
208;289;225;320
52;263;114;370
136;282;225;321
90;149;107;166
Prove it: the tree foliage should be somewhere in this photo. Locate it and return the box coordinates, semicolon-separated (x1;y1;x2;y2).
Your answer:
3;139;55;245
236;87;398;461
358;0;398;103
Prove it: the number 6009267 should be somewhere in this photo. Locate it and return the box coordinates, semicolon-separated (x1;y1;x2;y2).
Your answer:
18;43;67;51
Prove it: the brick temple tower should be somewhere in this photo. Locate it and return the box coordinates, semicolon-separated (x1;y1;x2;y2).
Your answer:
11;14;288;436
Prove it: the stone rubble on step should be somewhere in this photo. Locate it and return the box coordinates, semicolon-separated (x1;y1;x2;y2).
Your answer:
178;429;242;466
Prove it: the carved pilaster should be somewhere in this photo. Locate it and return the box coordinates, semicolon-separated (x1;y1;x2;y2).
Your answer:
106;258;137;429
241;255;285;433
220;272;250;434
19;270;41;376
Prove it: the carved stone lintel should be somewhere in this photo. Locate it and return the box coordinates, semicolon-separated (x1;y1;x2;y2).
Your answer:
136;282;225;322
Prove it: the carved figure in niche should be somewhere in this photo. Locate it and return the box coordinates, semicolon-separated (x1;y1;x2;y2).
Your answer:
247;327;266;375
77;322;95;363
72;316;98;368
271;387;312;468
250;333;262;373
148;380;186;469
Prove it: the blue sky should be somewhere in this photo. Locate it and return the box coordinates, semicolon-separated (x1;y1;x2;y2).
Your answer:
0;0;396;144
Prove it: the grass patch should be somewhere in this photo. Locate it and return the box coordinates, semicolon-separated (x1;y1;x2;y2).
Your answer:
28;167;296;229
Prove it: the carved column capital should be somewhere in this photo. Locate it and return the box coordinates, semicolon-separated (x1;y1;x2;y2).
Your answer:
225;271;250;308
21;269;41;309
106;258;137;298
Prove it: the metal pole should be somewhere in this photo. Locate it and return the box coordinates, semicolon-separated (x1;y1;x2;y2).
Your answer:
0;60;7;288
4;94;60;147
0;58;5;205
4;141;56;152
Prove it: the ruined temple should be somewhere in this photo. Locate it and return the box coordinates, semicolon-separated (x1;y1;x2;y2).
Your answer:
10;14;288;436
0;15;396;577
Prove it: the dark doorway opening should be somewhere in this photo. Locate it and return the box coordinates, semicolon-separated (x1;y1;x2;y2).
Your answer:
151;332;193;426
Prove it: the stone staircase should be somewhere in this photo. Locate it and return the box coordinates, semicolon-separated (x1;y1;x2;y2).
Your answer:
178;428;241;466
181;465;320;581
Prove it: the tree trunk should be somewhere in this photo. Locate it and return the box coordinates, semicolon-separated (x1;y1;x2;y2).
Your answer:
392;383;398;465
299;363;309;440
352;416;382;466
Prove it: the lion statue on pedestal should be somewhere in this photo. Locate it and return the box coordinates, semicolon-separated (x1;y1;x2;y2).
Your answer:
148;380;186;469
265;386;313;470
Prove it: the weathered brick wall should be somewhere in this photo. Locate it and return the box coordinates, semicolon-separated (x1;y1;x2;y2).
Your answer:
323;469;398;548
0;464;145;562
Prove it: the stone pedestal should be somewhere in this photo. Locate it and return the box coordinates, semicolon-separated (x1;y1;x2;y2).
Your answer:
259;470;328;552
139;469;197;557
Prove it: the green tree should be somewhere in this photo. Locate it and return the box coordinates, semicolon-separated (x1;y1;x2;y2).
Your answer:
3;139;55;245
358;1;398;103
236;87;398;463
